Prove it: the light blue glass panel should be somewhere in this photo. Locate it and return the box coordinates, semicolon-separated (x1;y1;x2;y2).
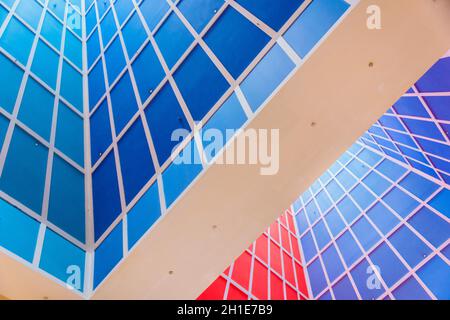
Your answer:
39;229;85;292
0;198;40;262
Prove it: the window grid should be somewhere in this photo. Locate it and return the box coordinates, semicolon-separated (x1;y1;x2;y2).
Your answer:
294;142;449;300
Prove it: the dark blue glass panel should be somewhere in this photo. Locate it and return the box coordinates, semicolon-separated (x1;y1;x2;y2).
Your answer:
118;119;155;204
174;45;229;121
90;99;112;165
92;152;121;240
145;83;190;164
132;43;165;103
236;0;304;31
369;242;408;287
110;72;138;133
178;0;223;33
94;222;123;288
155;12;194;69
415;57;450;92
204;7;270;79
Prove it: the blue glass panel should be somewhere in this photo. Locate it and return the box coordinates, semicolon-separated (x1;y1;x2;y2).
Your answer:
0;5;6;25
415;57;450;92
350;259;385;300
145;83;190;164
392;276;431;300
382;187;419;218
389;225;431;268
416;136;450;160
0;198;39;262
307;257;327;297
90;99;112;165
100;9;117;46
325;179;344;202
132;43;165;103
174;45;229;121
351;216;380;252
376;159;406;181
322;244;345;282
399;172;439;201
41;12;63;49
88;59;106;109
18;77;54;141
350;184;375;210
324;208;345;237
92;152;121;240
316;190;332;213
48;0;66;20
313;219;331;250
417;256;450;300
295;210;309;234
96;0;110;18
284;0;349;58
87;30;101;67
202;93;247;161
110;72;138;133
60;62;83;112
15;0;42;30
155;12;194;69
86;6;97;34
363;171;391;195
139;0;169;31
332;275;358;300
94;222;123;288
301;231;316;263
105;36;126;84
205;7;270;78
428;188;450;218
121;12;146;59
336;231;362;266
408;207;449;248
162;141;203;207
64;30;82;69
48;156;85;242
346;159;369;179
357;148;381;166
118;118;155;204
114;0;134;24
31;40;59;89
393;97;429;118
178;0;223;33
0;17;35;65
236;0;304;31
369;242;408;287
0;128;48;213
0;114;8;148
39;229;85;292
55;103;84;166
305;199;320;224
337;196;360;224
127;183;161;249
403;118;445;141
336;169;357;191
366;202;399;236
424;96;450;121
